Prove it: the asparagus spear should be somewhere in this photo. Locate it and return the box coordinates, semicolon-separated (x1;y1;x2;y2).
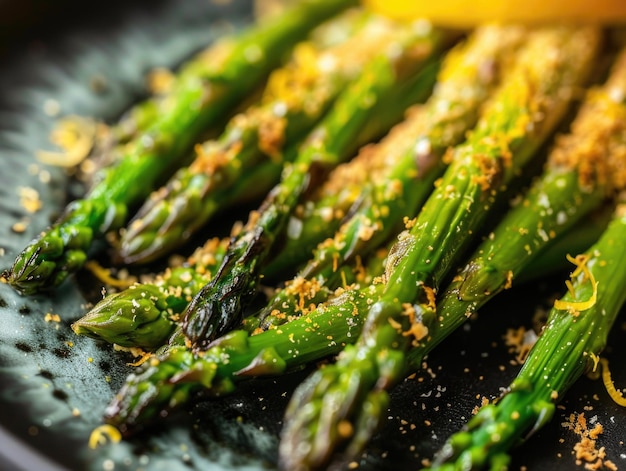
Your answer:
429;197;626;471
181;25;446;350
517;203;613;284
248;232;393;333
6;0;354;295
278;26;601;471
104;283;384;433
71;238;229;350
257;25;528;328
116;11;429;265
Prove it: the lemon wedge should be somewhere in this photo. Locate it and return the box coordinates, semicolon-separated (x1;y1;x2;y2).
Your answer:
364;0;626;26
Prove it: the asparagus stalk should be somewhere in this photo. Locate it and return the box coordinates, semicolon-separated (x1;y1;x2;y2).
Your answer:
104;283;384;433
181;25;446;350
6;0;354;295
260;151;376;282
71;238;229;350
429;197;626;470
249;233;393;333
116;11;429;265
257;25;528;328
278;26;601;471
517;203;613;283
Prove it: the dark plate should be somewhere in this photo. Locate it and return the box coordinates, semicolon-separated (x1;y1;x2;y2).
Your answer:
1;2;625;470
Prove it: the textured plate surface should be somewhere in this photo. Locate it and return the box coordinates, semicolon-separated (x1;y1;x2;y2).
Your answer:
0;3;625;470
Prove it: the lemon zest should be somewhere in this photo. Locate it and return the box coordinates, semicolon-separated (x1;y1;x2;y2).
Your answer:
554;254;598;314
84;260;136;289
36;116;97;167
600;358;626;407
127;351;153;367
88;424;122;449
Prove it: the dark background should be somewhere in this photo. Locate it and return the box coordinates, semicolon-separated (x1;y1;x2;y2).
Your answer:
0;2;625;470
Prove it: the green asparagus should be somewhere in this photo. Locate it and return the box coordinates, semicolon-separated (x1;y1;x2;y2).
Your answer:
99;192;619;435
6;0;354;295
116;11;431;265
429;197;626;470
251;225;404;332
278;26;601;471
424;50;626;352
70;148;298;350
181;25;447;350
516;203;613;284
57;8;371;179
74;41;623;366
104;283;383;433
257;25;528;329
71;238;229;350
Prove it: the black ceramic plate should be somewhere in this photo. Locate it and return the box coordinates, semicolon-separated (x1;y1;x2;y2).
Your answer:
1;3;625;470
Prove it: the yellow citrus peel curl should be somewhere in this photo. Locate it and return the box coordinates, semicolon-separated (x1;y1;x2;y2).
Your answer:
88;424;122;449
553;254;598;314
600;358;626;407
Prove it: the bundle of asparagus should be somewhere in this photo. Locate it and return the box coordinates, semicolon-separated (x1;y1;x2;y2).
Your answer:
5;0;355;294
6;2;626;469
426;46;626;471
116;9;443;266
279;25;601;470
256;24;527;330
71;13;446;352
97;26;608;453
98;25;528;427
